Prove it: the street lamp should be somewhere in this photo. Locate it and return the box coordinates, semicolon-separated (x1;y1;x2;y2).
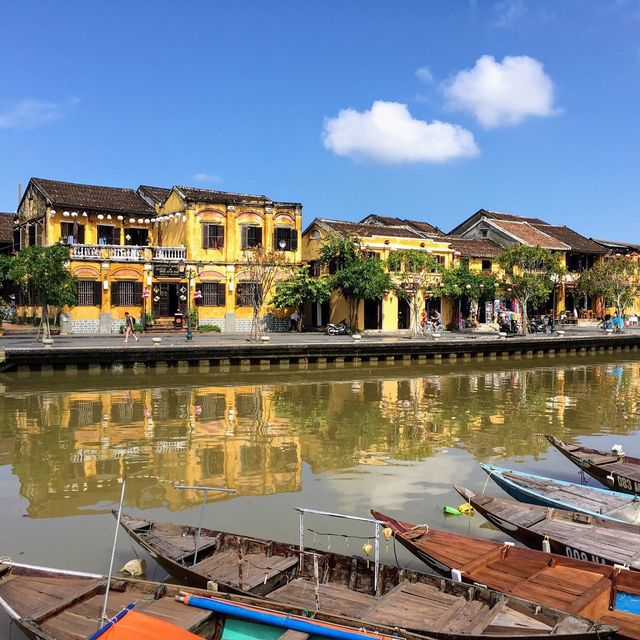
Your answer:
185;262;204;341
550;274;560;334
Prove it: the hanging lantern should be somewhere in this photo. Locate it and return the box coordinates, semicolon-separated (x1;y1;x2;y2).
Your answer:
62;211;70;217
97;214;104;220
71;211;78;217
82;211;88;217
129;218;136;224
117;215;124;221
362;542;373;556
49;209;57;216
106;214;112;220
382;527;393;541
144;218;150;224
137;218;144;224
182;215;187;222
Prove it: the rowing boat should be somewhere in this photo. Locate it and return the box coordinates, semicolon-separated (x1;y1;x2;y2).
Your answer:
546;435;640;495
115;512;614;640
0;560;403;640
454;484;640;568
480;464;640;524
371;508;640;640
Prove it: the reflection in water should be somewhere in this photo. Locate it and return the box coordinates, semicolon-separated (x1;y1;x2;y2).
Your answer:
1;356;640;519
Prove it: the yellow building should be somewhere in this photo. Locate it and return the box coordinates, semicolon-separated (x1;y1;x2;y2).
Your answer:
302;216;453;331
15;178;302;333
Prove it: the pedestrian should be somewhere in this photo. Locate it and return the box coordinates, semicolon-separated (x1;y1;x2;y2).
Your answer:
290;309;300;331
123;312;139;343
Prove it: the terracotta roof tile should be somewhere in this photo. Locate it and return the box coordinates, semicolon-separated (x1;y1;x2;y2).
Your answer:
31;178;154;215
0;212;14;244
317;218;426;239
531;224;605;254
445;236;503;258
138;185;171;205
490;220;570;250
482;209;548;224
361;214;443;236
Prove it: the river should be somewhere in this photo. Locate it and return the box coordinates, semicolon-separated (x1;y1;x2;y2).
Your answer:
1;354;639;637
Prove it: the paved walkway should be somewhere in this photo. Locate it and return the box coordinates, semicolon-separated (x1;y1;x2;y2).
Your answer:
2;323;638;350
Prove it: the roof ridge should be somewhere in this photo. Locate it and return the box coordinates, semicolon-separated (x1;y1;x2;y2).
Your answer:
33;177;138;193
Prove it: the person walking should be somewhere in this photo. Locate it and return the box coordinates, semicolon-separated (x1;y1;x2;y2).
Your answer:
290;309;300;331
123;312;139;343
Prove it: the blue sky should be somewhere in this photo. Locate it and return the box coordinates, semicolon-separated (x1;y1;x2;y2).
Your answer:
1;1;639;238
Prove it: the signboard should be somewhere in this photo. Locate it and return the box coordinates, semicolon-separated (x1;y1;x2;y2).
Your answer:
154;265;182;278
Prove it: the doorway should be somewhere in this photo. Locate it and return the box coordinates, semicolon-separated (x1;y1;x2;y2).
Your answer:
152;282;184;317
364;299;382;330
397;298;410;330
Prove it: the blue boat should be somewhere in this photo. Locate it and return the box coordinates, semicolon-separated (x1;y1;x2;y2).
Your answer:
480;463;640;524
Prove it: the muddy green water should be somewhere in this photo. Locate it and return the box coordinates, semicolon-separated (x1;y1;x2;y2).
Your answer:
1;355;640;637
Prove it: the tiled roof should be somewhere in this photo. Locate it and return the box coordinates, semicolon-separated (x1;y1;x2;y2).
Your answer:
445;236;503;258
0;212;14;244
30;178;154;215
490;219;570;250
531;224;605;254
361;214;444;236
482;209;547;224
315;218;427;239
138;185;171;205
592;238;640;253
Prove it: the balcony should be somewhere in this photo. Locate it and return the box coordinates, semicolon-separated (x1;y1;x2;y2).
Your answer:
70;244;186;263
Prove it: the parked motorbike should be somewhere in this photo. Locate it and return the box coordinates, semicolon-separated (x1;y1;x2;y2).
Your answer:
326;320;352;336
528;317;547;333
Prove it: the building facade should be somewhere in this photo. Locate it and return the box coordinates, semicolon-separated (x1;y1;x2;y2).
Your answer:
15;178;302;333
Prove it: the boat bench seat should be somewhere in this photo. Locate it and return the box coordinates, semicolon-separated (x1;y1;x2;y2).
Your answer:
192;551;298;592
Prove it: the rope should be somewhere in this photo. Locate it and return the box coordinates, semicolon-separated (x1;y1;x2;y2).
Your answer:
306;527;373;541
482;467;495;494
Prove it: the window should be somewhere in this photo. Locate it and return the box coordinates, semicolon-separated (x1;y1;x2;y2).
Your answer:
61;222;85;244
77;280;102;306
480;228;488;238
273;226;298;251
125;228;148;246
481;259;492;271
110;280;142;306
199;282;226;306
236;282;261;307
202;224;225;250
240;225;262;249
309;260;321;277
97;225;119;245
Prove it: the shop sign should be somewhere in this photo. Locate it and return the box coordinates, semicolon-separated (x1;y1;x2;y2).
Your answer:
154;265;181;278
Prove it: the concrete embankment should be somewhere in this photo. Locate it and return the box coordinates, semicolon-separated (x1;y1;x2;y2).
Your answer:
1;331;639;373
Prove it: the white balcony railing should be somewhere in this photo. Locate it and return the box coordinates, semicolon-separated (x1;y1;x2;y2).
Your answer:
69;244;187;263
152;246;186;261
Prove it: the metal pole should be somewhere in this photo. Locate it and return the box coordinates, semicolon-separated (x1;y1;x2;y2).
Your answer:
294;507;386;593
551;283;556;334
174;485;236;563
100;477;126;628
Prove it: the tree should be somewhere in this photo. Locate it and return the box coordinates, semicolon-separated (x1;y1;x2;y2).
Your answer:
389;250;440;337
433;263;498;328
497;245;565;335
317;233;396;329
241;245;291;341
6;244;77;340
271;266;332;330
576;255;640;317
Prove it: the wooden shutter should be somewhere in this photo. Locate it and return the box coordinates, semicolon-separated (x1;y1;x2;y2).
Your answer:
134;281;143;301
255;227;262;247
290;229;298;251
202;224;209;249
217;226;224;249
241;225;248;249
111;282;119;306
93;281;102;307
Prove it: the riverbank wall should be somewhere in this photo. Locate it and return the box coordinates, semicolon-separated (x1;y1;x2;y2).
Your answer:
1;332;639;374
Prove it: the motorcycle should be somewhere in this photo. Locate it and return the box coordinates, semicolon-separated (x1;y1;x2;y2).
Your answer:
326;320;352;336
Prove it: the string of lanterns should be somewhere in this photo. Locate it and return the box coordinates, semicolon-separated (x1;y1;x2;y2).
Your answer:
47;209;187;225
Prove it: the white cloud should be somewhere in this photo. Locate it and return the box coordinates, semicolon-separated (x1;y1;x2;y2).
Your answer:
0;97;80;129
322;100;478;164
443;55;558;128
415;66;434;83
193;172;223;184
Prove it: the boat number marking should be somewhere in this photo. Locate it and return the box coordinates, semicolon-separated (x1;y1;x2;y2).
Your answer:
615;476;640;493
565;546;606;564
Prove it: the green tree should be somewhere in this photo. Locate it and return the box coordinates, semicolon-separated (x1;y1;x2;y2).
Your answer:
497;245;565;335
6;244;77;340
317;234;396;329
271;266;331;330
576;255;640;316
389;250;440;337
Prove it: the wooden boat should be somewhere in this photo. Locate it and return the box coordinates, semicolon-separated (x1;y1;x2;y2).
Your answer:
454;485;640;569
480;464;640;524
0;560;404;640
371;508;640;640
546;435;640;496
115;512;615;640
